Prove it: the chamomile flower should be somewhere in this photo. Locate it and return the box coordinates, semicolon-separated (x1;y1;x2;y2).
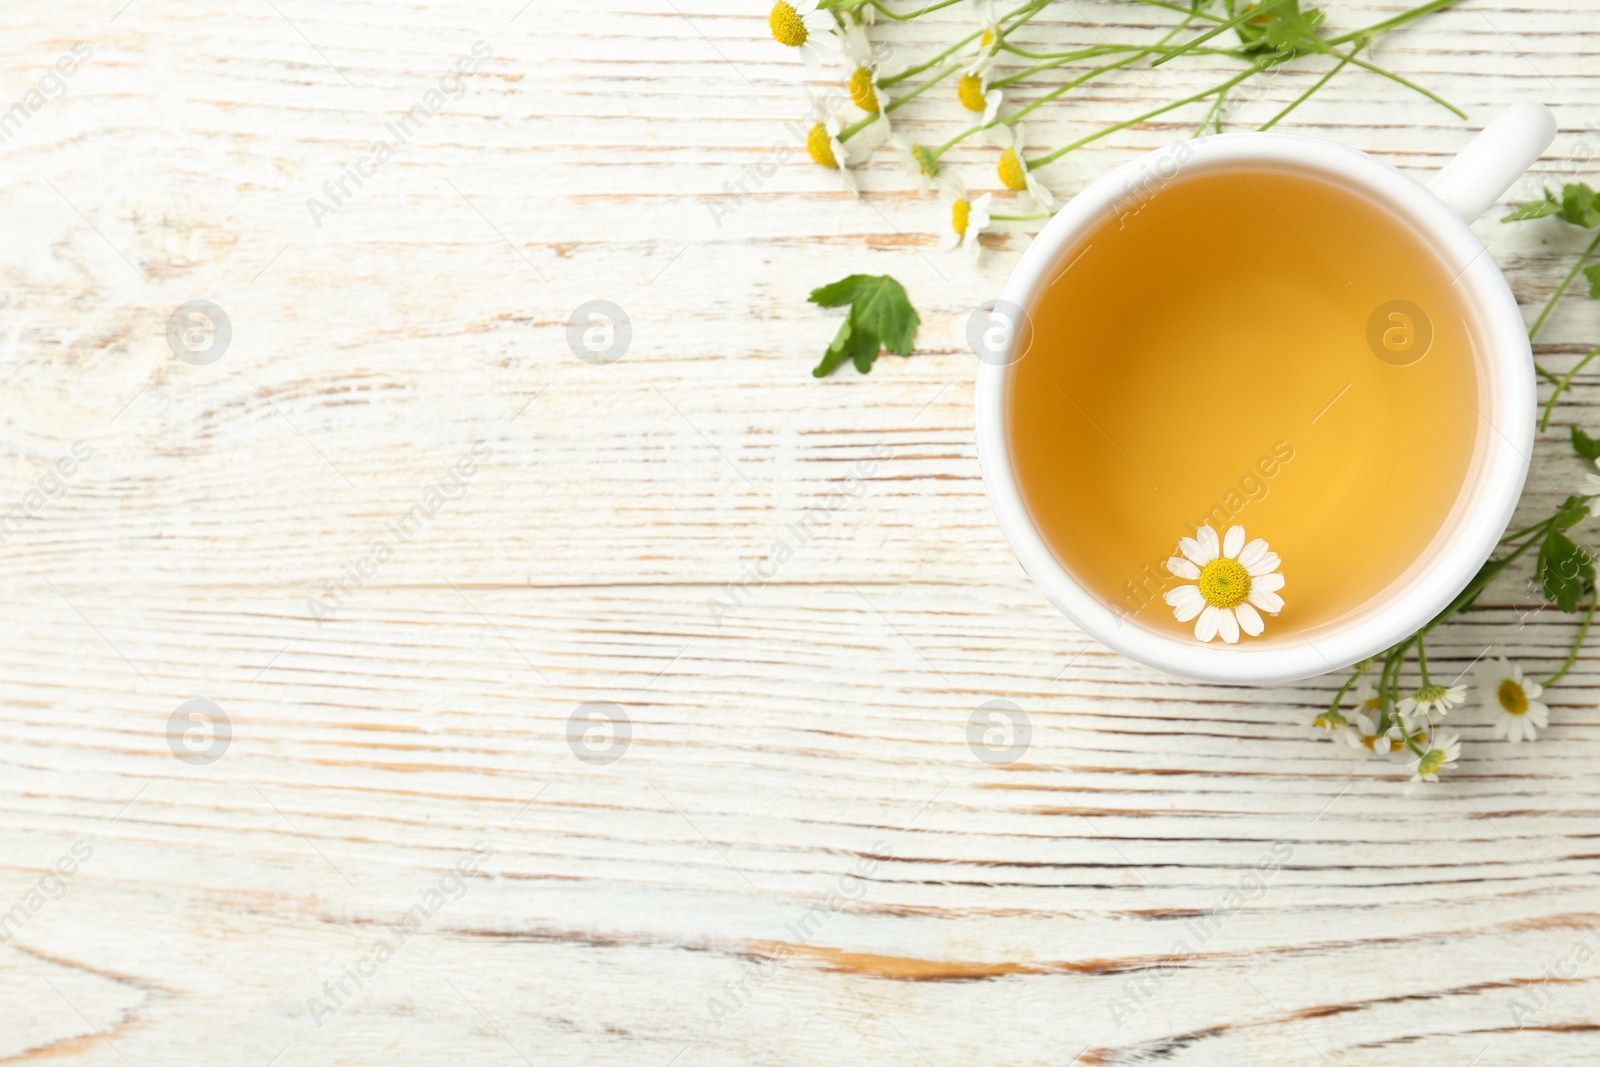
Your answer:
957;54;1004;125
1476;657;1549;744
989;124;1054;211
841;21;893;148
891;136;947;193
1341;711;1398;756
939;184;992;259
1407;731;1461;787
1579;458;1600;516
1297;706;1351;748
1350;679;1385;721
971;0;1003;57
769;0;841;74
1162;523;1285;644
1396;681;1467;722
803;90;857;194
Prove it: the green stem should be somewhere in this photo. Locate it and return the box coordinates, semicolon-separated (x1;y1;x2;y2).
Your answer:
1416;633;1432;686
1195;90;1228;137
1150;0;1288;68
932;50;1152;158
1528;229;1600;341
1126;0;1227;22
1542;598;1598;687
990;46;1130;88
1540;345;1600;432
861;0;967;21
1258;46;1358;131
878;0;1046;87
1330;49;1466;118
1026;65;1263;170
1500;516;1557;545
1327;661;1368;715
1326;0;1463;46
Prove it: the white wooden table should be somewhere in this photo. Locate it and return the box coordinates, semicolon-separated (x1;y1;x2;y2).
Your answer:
2;1;1598;1063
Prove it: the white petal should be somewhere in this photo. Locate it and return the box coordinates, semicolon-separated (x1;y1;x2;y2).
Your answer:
1528;701;1549;726
1234;601;1264;636
1245;552;1281;577
1166;557;1200;580
1196;525;1220;562
1223;525;1245;558
1509;721;1524;743
1164;584;1202;607
1249;589;1284;614
1217;607;1240;644
1179;537;1212;567
1252;572;1284;593
1194;604;1221;642
1167;586;1205;622
1237;539;1269;568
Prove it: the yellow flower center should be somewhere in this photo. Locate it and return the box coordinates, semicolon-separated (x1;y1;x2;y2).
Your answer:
952;198;971;238
980;28;996;47
1497;678;1529;715
770;1;808;47
998;147;1027;191
1360;733;1383;751
958;72;987;112
1197;557;1251;609
1362;696;1382;711
1417;748;1446;777
806;123;838;168
849;67;880;112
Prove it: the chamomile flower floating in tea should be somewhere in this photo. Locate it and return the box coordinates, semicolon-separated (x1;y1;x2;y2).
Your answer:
1162;524;1284;644
769;0;840;75
1476;657;1549;743
1408;732;1461;788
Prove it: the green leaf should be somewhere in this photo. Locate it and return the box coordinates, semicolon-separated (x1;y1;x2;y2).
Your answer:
1562;183;1600;228
1501;190;1561;222
1554;493;1591;531
808;274;920;378
1585;263;1600;299
1574;426;1600;461
1538;528;1595;613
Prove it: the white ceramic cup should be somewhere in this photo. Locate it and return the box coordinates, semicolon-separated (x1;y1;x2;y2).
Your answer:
975;102;1557;684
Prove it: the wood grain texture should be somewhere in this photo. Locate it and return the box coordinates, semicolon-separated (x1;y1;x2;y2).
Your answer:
1;0;1598;1063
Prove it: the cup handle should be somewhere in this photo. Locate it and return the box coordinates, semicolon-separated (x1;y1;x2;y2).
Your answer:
1428;101;1557;224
